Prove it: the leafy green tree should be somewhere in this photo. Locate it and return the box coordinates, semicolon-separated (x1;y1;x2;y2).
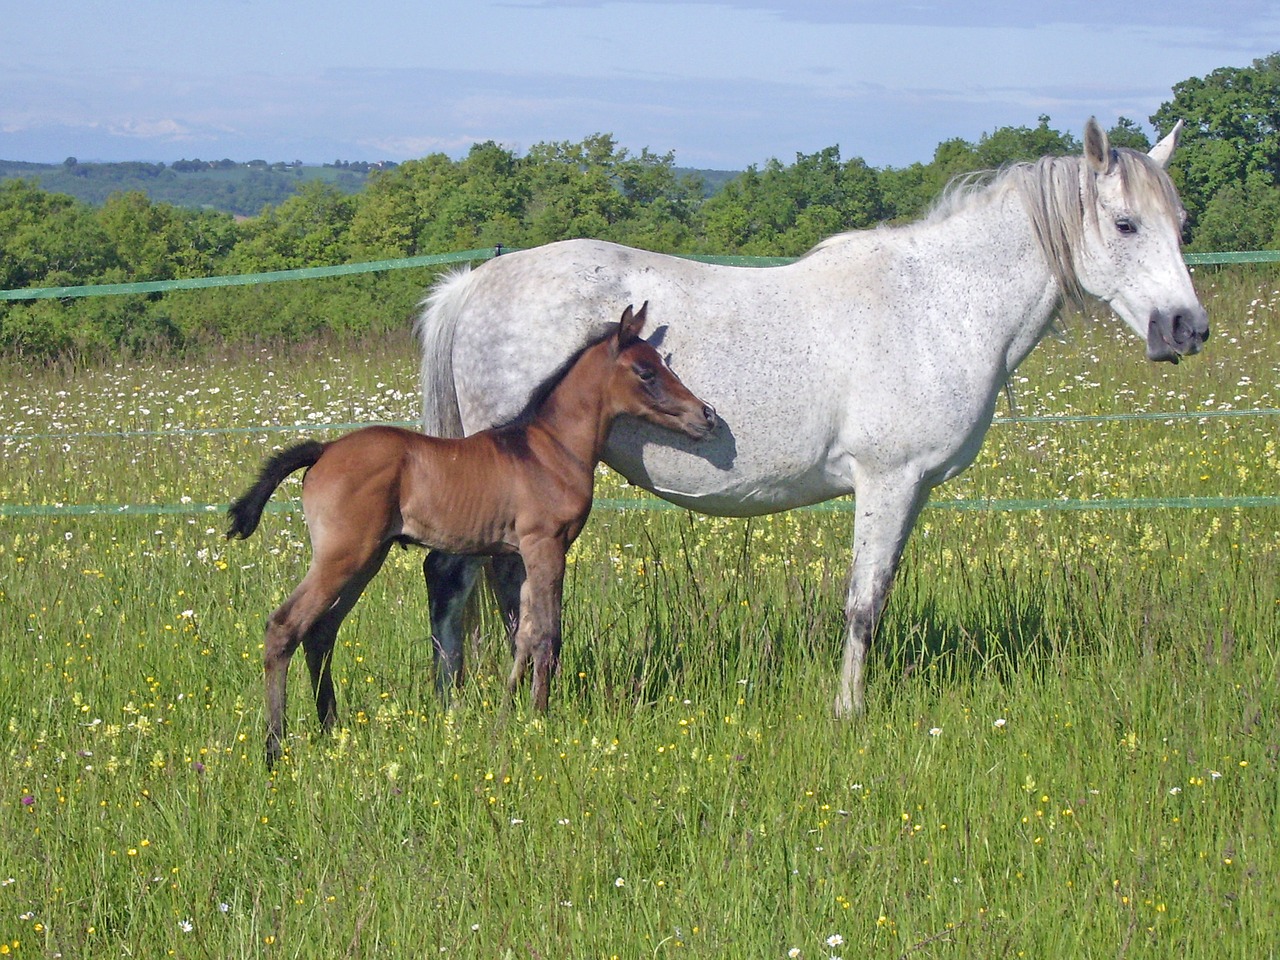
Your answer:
608;147;701;251
347;154;464;258
698;146;884;255
424;141;527;251
1106;117;1152;151
97;191;189;281
835;157;885;230
698;163;786;254
878;118;1080;224
1151;52;1280;227
0;179;113;289
876;162;933;224
973;116;1079;168
1186;171;1280;251
523;134;631;244
226;182;356;270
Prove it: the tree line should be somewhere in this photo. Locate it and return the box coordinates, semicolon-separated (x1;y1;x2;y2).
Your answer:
3;53;1279;359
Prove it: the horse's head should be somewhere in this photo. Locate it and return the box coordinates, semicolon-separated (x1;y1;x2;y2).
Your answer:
609;302;717;439
1072;117;1210;363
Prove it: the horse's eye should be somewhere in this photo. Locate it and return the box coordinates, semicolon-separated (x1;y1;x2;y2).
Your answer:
1115;217;1138;236
634;364;656;382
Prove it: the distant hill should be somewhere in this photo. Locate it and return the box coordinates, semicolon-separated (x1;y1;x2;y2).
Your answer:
0;158;740;216
0;159;373;217
688;168;739;195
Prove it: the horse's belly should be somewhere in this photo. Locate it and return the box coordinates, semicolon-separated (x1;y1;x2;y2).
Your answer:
602;419;847;517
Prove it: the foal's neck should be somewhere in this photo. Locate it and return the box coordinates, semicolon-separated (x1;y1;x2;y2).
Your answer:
525;344;616;470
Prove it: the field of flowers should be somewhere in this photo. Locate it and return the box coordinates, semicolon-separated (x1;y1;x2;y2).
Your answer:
1;269;1278;958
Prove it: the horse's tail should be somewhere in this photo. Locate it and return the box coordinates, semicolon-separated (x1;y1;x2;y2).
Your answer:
415;266;477;439
226;440;327;540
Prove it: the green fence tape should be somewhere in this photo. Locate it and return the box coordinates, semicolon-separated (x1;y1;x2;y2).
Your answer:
4;493;1278;519
595;495;1280;514
1183;250;1280;265
0;249;498;301
0;421;419;443
3;248;1275;301
992;407;1280;425
6;408;1279;445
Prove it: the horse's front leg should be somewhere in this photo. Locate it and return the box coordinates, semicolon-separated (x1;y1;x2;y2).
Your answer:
423;550;484;697
508;538;567;711
837;478;928;718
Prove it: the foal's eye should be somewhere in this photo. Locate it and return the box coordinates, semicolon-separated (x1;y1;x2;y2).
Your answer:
633;364;656;382
1115;217;1138;236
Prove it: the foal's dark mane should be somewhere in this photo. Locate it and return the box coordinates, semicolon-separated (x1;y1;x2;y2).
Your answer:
490;325;619;434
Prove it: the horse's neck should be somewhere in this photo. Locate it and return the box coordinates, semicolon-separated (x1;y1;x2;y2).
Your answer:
915;186;1063;372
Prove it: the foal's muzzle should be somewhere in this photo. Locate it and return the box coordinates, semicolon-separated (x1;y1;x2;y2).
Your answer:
1146;307;1210;364
683;403;718;440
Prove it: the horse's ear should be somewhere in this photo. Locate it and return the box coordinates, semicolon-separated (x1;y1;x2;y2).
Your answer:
617;301;647;349
1147;119;1183;170
1083;117;1113;174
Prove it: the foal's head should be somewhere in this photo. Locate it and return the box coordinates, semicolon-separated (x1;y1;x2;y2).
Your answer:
606;302;717;440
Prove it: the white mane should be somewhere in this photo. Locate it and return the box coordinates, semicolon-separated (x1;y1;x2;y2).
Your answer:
813;147;1185;308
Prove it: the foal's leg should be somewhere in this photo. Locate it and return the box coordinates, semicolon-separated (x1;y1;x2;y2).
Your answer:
423;550;484;696
836;478;928;718
508;538;567;712
264;539;386;767
264;576;346;768
303;541;393;735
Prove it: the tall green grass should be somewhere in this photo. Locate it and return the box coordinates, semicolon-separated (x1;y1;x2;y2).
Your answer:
1;270;1277;958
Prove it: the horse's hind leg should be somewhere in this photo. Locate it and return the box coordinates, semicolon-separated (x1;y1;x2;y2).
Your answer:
837;478;927;718
487;554;526;657
303;542;393;736
424;551;484;697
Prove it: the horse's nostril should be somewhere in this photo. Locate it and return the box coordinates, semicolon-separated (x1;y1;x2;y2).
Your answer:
703;404;717;424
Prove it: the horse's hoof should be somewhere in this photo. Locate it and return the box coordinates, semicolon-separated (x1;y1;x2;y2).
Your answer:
833;694;865;720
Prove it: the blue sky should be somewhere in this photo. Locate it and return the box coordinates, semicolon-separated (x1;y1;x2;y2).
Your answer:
4;0;1279;170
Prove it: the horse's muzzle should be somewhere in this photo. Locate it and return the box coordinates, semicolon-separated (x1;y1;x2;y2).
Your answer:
1147;307;1210;364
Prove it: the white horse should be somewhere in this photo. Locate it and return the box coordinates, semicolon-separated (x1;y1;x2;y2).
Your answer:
415;118;1208;715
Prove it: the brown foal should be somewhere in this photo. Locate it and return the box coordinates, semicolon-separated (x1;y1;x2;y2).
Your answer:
227;303;716;766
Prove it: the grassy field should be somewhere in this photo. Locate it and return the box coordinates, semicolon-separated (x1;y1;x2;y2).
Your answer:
1;267;1278;958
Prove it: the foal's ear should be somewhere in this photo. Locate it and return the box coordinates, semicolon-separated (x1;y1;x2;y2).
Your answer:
616;301;648;349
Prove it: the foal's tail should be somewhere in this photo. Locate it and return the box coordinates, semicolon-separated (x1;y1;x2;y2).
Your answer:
226;440;326;540
415;266;475;439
